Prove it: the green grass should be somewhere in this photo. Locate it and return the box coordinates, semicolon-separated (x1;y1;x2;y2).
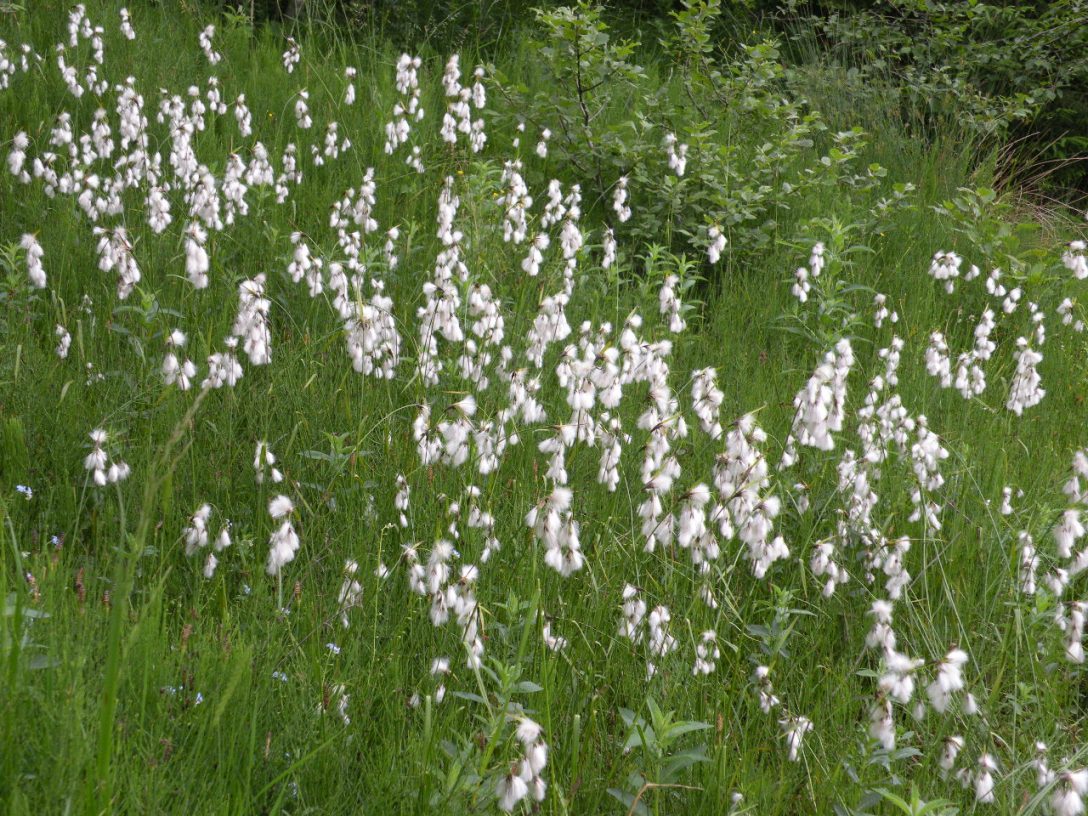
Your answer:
2;2;1088;815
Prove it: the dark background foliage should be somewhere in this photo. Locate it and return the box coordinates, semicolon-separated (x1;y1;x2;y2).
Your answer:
195;0;1088;199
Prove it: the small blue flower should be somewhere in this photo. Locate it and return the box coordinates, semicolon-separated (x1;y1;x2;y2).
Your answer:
15;485;33;500
326;642;341;655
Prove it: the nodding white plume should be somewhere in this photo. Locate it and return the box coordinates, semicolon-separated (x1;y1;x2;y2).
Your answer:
184;223;210;289
183;503;212;556
394;474;410;527
974;754;997;803
337;560;363;627
267;512;300;577
1063;240;1088;280
268;495;294;519
254;440;283;484
925;648;967;713
526;487;583;577
294;89;312;129
535;127;550;158
692;630;720;675
8;131;30;182
162;329;196;391
198;25;221;65
868;696;895;750
1054;509;1085;559
201;337;243;389
543;619;567;652
343;66;357;105
664;132;687;176
231;274;272;366
55;324;71;359
83;428;130;487
929;250;961;294
691;368;724;439
602;226;616;270
1052;770;1088;816
281;36;300;73
659;274;686;333
781;339;855;466
1007;336;1045;415
20;233;45;289
878;650;924;704
779;715;812;762
119;8;136;40
865;600;896;652
752;665;780;713
612;176;631;223
707;225;726;264
939;735;964;776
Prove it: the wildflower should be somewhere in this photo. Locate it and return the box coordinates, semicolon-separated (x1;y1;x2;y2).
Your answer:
269;495;294;519
281;37;300;73
266;520;300;576
531;127;550;159
543;619;567;652
343;66;357;105
84;428;129;486
215;525;231;552
928;250;961;294
21;233;45;289
7;131;29;181
868;696;895;750
497;772;529;812
162;329;196;390
184;223;209;289
879;650;923;704
707;225;726;264
1007;337;1045;415
1063;241;1088;280
975;754;997;803
601;226;616;270
782;339;854;460
1052;770;1088;816
659;274;686;333
939;735;964;776
873;292;897;327
692;630;719;675
780;715;812;762
201;338;243;389
198;25;221;65
612;176;631;223
664;132;687;176
183;504;212;556
925;648;967;713
294;90;312;129
252;441;283;485
752;665;779;713
232;275;272;365
337;560;362;627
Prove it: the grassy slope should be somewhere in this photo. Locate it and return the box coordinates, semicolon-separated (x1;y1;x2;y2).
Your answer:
1;2;1087;814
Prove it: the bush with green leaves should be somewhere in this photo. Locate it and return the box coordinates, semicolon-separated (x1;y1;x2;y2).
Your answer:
491;0;900;274
775;0;1088;195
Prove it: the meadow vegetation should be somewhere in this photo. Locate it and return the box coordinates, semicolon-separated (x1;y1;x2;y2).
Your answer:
1;1;1088;814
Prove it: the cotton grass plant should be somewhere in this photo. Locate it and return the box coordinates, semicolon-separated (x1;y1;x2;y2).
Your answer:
1;2;1088;814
